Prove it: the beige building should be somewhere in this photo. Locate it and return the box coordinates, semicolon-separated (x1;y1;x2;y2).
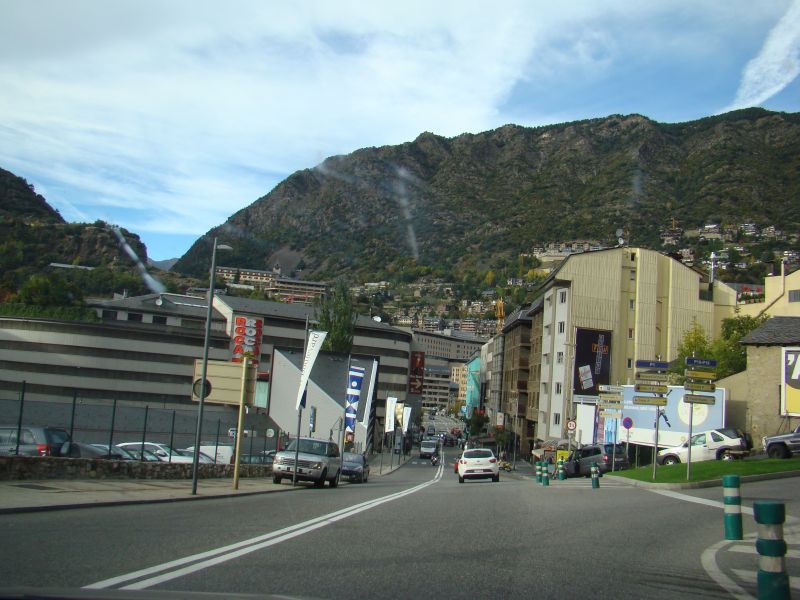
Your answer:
451;363;467;408
530;247;738;440
734;262;800;319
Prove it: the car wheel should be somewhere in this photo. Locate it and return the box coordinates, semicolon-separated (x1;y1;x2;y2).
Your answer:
272;475;282;484
315;469;327;488
768;444;790;459
718;450;733;461
329;470;339;488
492;474;499;482
663;456;680;466
458;476;464;484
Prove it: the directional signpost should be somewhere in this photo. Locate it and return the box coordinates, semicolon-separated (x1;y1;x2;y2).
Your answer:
683;357;717;481
597;385;625;472
635;359;670;481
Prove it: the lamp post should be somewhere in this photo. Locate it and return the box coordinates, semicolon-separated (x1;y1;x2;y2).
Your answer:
191;237;232;495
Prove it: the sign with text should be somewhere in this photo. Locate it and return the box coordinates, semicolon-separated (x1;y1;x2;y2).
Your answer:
635;360;670;371
782;347;800;417
684;394;716;405
686;357;717;368
573;328;612;401
231;315;263;364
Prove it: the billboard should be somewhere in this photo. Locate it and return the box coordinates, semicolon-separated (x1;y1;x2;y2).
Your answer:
409;351;425;394
231;315;263;364
782;348;800;417
572;328;611;402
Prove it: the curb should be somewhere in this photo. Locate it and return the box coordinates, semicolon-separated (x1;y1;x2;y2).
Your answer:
606;469;800;490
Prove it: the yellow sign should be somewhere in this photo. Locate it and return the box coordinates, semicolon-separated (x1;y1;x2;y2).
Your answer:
636;372;668;382
633;396;668;406
635;383;668;394
685;381;715;393
684;369;716;380
783;348;800;416
193;359;256;405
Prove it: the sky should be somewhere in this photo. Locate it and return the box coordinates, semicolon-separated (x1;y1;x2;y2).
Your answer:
1;1;799;261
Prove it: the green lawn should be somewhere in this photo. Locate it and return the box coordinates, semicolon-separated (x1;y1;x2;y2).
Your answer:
607;457;800;484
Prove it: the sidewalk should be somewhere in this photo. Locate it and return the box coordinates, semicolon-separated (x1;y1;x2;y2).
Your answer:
0;452;411;514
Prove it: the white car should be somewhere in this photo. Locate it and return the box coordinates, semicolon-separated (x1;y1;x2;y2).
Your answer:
657;428;748;465
457;448;500;483
117;442;194;463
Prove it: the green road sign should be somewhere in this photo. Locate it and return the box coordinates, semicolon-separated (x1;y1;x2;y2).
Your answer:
685;381;716;392
635;383;668;394
684;394;716;405
633;396;668;406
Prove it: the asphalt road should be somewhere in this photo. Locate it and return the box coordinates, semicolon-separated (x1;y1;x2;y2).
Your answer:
1;448;797;599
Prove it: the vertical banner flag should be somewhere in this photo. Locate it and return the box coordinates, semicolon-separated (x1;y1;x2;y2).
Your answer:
344;366;366;435
402;406;412;433
572;328;612;402
409;351;424;394
384;397;397;433
295;330;328;411
360;359;379;427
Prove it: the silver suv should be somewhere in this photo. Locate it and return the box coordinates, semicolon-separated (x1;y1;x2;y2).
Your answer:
273;437;342;487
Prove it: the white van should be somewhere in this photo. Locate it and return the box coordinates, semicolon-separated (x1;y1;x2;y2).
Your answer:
185;444;235;464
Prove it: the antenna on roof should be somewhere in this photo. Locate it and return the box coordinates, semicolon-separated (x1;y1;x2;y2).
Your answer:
615;229;625;247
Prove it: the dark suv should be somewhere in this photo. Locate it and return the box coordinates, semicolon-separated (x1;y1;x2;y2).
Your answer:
565;443;630;477
0;425;70;456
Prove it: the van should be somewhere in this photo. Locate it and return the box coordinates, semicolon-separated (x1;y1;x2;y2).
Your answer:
185;444;235;464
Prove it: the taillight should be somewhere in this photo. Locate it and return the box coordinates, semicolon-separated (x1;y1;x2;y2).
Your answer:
603;454;609;462
37;444;49;456
489;458;496;463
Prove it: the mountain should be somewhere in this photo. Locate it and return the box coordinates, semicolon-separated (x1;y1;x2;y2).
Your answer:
0;167;150;298
173;108;800;284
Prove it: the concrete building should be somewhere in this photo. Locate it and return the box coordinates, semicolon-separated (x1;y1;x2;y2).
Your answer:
501;306;532;454
734;262;800;318
412;329;487;361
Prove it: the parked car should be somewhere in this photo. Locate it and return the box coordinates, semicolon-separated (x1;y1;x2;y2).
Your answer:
272;437;342;487
657;428;750;465
184;444;236;464
419;439;439;459
762;425;800;459
341;452;370;483
116;442;194;463
0;425;70;456
565;443;630;476
239;453;274;465
457;448;500;483
175;448;215;463
114;445;161;461
90;444;139;460
60;442;130;459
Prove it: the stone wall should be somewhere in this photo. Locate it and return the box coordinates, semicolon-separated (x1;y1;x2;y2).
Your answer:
0;456;272;481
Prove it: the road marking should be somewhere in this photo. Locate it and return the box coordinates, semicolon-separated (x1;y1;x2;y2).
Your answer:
731;569;800;590
85;463;443;590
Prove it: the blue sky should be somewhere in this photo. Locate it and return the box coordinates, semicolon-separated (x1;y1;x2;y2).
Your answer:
1;1;799;261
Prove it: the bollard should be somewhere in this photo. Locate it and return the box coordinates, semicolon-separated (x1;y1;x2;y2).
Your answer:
722;474;743;540
753;501;790;600
535;461;542;483
556;458;564;481
542;465;550;487
591;463;600;489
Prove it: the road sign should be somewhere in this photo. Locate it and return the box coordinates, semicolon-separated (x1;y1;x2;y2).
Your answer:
633;396;668;406
600;410;623;418
635;360;670;370
622;416;634;429
566;419;577;431
634;383;668;394
636;372;669;382
192;378;212;399
598;384;624;393
684;369;716;380
686;357;717;368
685;381;716;392
599;402;624;409
684;394;716;405
599;393;623;402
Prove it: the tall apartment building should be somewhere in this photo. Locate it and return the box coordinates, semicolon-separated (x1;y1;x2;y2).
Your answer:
531;247;737;440
215;266;327;305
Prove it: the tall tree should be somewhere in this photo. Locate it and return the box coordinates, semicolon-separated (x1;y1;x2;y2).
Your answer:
315;277;357;353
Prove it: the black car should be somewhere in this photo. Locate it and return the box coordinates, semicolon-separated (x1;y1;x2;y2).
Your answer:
341;452;370;483
0;425;70;456
565;443;630;476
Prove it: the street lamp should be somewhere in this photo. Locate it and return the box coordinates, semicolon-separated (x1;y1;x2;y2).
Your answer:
191;236;232;495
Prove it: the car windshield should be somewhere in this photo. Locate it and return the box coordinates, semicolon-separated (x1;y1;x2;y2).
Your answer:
343;453;363;464
463;450;493;459
285;439;329;456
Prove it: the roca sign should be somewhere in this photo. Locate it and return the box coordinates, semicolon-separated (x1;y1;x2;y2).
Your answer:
231;315;263;363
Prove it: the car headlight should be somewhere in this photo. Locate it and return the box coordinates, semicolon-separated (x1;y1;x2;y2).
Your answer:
312;462;322;469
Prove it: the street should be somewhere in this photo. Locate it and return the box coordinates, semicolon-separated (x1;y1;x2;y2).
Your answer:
0;447;798;599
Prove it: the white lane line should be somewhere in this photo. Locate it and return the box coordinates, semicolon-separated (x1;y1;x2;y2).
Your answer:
700;539;755;600
86;463;443;591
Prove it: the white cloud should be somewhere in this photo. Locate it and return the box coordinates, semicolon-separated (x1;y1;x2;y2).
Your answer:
725;0;800;110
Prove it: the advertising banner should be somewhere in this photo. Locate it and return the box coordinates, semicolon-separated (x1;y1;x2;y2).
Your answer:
782;348;800;417
402;405;412;433
231;315;263;363
360;359;379;426
295;330;327;411
344;365;366;434
572;328;611;402
384;397;397;433
409;351;425;394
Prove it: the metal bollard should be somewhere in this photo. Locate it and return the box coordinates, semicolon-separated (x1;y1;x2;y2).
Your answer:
557;458;566;481
753;501;790;600
722;474;743;540
535;461;542;483
591;463;600;489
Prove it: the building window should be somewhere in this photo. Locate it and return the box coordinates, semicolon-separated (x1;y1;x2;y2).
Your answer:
553;413;561;426
558;321;565;334
627;358;632;369
630;270;636;280
789;290;800;302
628;328;634;339
630;252;636;262
543;353;549;365
127;312;143;322
557;351;564;364
559;290;567;303
152;315;167;325
629;299;635;310
101;310;117;320
555;382;562;394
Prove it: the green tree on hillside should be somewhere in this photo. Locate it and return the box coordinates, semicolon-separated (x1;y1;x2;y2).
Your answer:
315;277;357;353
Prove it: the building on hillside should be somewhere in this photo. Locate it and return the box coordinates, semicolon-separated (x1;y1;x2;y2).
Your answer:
720;317;800;449
420;358;451;413
733;261;800;318
412;329;487;361
529;247;737;444
501;306;532;455
215;266;327;305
